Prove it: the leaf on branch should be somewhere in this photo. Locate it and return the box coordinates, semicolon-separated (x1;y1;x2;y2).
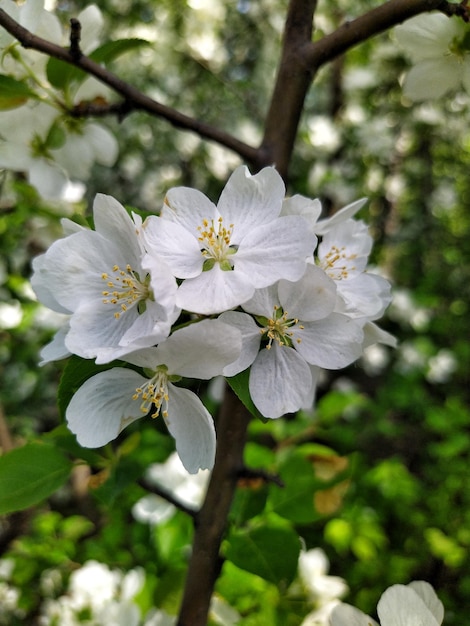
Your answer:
46;38;152;90
0;442;73;515
0;74;39;110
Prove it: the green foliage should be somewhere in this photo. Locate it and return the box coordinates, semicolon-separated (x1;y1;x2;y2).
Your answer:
225;518;301;587
0;442;72;514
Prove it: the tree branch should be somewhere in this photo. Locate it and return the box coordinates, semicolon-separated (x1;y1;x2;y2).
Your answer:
177;386;251;626
0;10;259;165
258;0;319;178
304;0;469;69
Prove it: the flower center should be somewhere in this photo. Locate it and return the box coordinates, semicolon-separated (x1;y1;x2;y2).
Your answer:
101;264;153;319
197;216;236;271
258;305;303;349
320;245;356;280
132;368;169;418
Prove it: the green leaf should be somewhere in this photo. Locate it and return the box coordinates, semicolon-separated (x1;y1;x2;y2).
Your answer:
46;39;150;90
225;521;300;586
226;368;265;421
89;38;151;65
0;74;38;110
46;57;86;90
0;442;73;514
268;453;320;524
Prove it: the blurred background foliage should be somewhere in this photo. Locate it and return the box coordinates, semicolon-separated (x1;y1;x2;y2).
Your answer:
1;0;469;624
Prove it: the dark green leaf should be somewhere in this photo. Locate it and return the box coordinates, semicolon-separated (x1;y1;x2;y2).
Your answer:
46;39;150;90
269;453;320;524
0;442;73;514
225;521;300;586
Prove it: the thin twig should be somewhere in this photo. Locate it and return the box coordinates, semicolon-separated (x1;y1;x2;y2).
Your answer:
137;478;198;520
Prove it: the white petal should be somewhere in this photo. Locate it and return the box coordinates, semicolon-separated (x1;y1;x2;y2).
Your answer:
85;123;119;167
217;166;285;241
39;323;71;365
293;314;363;369
66;368;146;448
362;321;397;349
241;284;280;317
164;384;216;473
336;273;392;319
153;319;242;378
377;584;440;626
77;4;104;52
219;311;261;376
281;194;322;226
314;198;368;235
408;581;444;624
31;254;72;314
394;13;461;61
176;264;254;314
330;603;377;626
402;59;459;101
162;187;217;233
93;194;143;263
278;265;337;321
29;160;68;200
235;215;316;286
249;343;312;418
143;216;203;279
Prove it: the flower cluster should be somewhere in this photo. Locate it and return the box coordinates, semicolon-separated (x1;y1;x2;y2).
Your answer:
0;2;117;200
32;165;394;472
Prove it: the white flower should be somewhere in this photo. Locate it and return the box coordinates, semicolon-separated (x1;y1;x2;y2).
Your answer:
220;265;364;418
66;320;241;472
299;548;348;605
31;194;179;363
330;580;444;626
143;165;316;314
0;103;118;199
0;103;69;200
132;452;210;524
395;12;470;101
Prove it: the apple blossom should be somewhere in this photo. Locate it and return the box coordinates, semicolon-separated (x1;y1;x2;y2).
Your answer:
330;580;444;626
220;264;364;418
31;194;179;363
395;12;470;101
66;320;242;473
142;165;316;314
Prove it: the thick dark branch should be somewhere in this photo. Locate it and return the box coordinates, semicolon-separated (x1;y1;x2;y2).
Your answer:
304;0;469;69
177;386;251;626
259;0;318;178
0;9;258;165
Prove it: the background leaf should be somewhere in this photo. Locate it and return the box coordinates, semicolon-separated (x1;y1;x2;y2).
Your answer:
225;520;300;586
0;442;73;515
